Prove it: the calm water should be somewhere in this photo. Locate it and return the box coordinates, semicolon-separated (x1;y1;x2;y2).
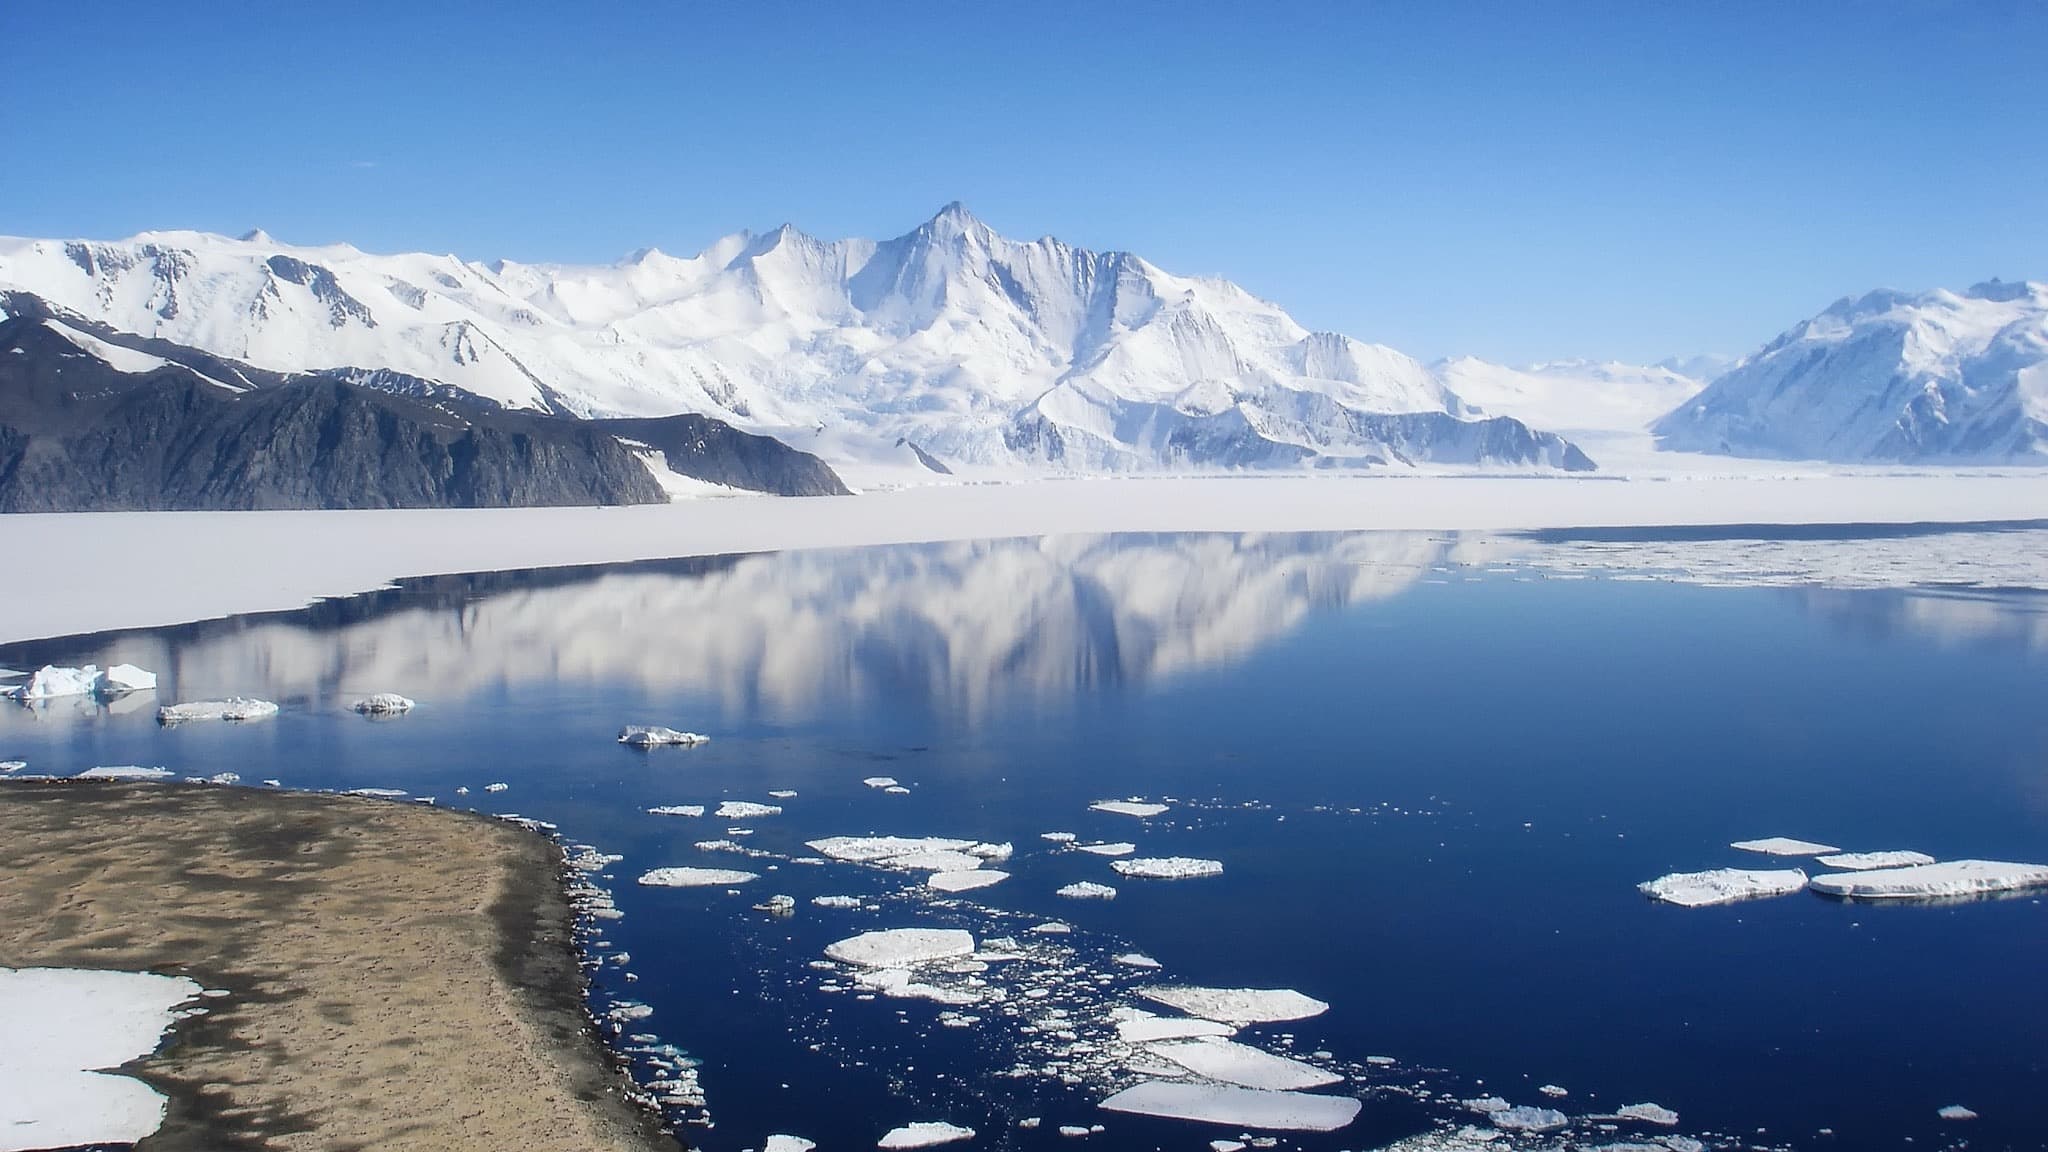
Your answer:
4;529;2046;1152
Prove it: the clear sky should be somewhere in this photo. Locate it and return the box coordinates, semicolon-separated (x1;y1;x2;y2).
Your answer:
4;0;2042;364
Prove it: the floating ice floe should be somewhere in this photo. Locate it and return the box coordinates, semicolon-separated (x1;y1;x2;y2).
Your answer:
618;725;710;747
157;698;278;725
1115;952;1162;969
1076;842;1137;857
2;663;157;701
1145;1037;1343;1091
1491;1105;1568;1132
1538;1084;1567;1098
716;801;784;819
825;928;977;968
1042;831;1078;843
1097;1081;1360;1132
764;1137;818;1152
485;782;509;792
76;766;175;780
1112;1008;1235;1043
1938;1104;1978;1121
863;776;901;789
648;805;705;817
1638;868;1808;907
769;789;799;799
1729;836;1840;856
927;870;1008;893
1113;857;1223;880
638;867;760;888
1614;1102;1680;1126
1814;850;1938;871
813;895;864;909
0;760;25;774
1809;859;2048;901
350;693;414;714
757;894;797;915
1137;986;1330;1025
809;835;978;863
1058;881;1118;900
1091;799;1169;818
877;1121;975;1148
0;966;206;1151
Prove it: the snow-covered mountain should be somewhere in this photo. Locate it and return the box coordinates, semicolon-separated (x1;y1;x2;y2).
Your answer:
1655;280;2048;463
0;206;1592;476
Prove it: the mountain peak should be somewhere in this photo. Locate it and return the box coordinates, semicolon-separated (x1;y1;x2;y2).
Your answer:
238;228;273;245
920;201;991;240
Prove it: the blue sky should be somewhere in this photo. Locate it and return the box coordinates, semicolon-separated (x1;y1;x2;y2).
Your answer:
3;1;2042;363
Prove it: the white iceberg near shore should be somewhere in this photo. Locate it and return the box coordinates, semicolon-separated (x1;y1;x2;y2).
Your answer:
100;665;158;693
637;867;759;888
1638;868;1808;907
1138;986;1329;1024
618;725;709;747
1809;859;2048;901
824;928;976;968
1145;1037;1343;1091
1814;850;1936;871
764;1136;818;1152
350;693;414;714
1098;1081;1360;1132
3;663;157;700
877;1121;975;1148
157;698;278;725
76;766;175;780
1729;836;1839;856
1113;857;1223;880
1091;799;1169;818
863;776;900;789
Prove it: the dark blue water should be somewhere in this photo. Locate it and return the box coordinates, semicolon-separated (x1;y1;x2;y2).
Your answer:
4;531;2045;1151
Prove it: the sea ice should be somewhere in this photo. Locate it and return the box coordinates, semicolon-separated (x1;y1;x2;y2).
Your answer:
1057;881;1118;900
0;966;204;1152
1041;832;1078;843
1638;868;1808;907
1091;799;1169;818
824;928;977;968
1729;837;1840;856
1938;1105;1978;1121
928;870;1008;893
1137;987;1330;1025
1076;842;1137;857
100;665;157;693
1491;1105;1568;1132
648;805;706;817
1097;1081;1361;1132
716;801;784;819
2;665;100;700
808;836;978;864
345;788;407;798
1814;850;1937;871
1144;1037;1343;1091
618;725;710;747
864;776;901;789
1615;1102;1680;1126
1113;857;1223;879
638;867;760;888
485;782;509;792
156;698;278;724
764;1136;818;1152
877;1121;975;1148
813;895;864;909
1808;859;2048;900
350;693;414;714
1115;952;1163;969
0;761;24;773
1111;1010;1236;1043
76;766;174;780
769;789;799;798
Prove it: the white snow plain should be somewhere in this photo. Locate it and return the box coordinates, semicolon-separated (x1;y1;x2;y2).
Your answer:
1808;859;2048;901
1639;868;1810;907
156;698;278;724
1097;1081;1361;1132
0;966;205;1152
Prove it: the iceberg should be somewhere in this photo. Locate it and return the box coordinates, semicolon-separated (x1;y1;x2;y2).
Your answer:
618;725;710;747
715;801;784;819
812;895;863;909
1057;881;1118;900
1615;1102;1680;1126
1137;986;1330;1025
1097;1081;1361;1132
1491;1105;1568;1132
647;805;705;817
1113;857;1223;879
824;928;977;968
156;698;279;725
1938;1105;1978;1121
1809;859;2048;901
1076;842;1137;857
1145;1037;1343;1091
637;867;759;887
1091;799;1169;818
1814;850;1936;871
927;870;1008;893
768;789;799;798
350;693;414;714
76;766;174;780
1729;836;1839;856
0;761;25;774
877;1121;975;1148
1041;832;1078;843
484;782;509;792
2;664;159;700
1638;868;1808;907
99;665;157;693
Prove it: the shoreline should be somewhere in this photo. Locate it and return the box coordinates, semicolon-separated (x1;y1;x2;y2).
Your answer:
2;473;2046;644
0;780;676;1152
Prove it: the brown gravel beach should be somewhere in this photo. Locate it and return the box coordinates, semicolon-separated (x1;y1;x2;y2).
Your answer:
0;779;677;1152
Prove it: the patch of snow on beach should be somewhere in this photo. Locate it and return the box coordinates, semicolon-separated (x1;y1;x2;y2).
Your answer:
0;966;206;1152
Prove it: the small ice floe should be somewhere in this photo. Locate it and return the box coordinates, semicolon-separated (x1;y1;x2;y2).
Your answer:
638;867;760;887
0;760;26;773
1137;986;1330;1025
824;928;976;968
1076;842;1137;857
1615;1102;1680;1126
648;805;705;817
1090;799;1169;818
716;801;784;819
618;725;710;747
157;698;279;725
207;773;240;786
1491;1105;1568;1132
1115;952;1163;969
1538;1084;1567;1097
350;693;414;714
1042;832;1078;843
1462;1096;1509;1114
1638;868;1808;907
1112;1008;1235;1043
1809;859;2048;901
812;895;864;909
0;966;206;1149
877;1121;975;1148
1057;881;1118;900
76;765;174;780
864;776;901;789
757;894;797;915
1113;857;1223;880
485;782;509;793
1029;921;1072;934
1729;836;1840;857
1210;1143;1245;1152
809;835;977;863
928;870;1008;893
764;1136;818;1152
3;663;157;700
1144;1037;1342;1091
769;789;799;799
1938;1104;1978;1121
968;841;1014;861
1097;1081;1360;1132
1815;850;1937;871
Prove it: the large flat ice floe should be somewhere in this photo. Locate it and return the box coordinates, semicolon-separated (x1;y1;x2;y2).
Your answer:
1145;1037;1344;1091
618;724;710;747
824;928;977;968
0;966;204;1152
1138;986;1330;1025
808;836;979;863
1098;1081;1361;1132
1815;850;1937;871
1639;867;1808;907
1729;836;1839;856
877;1121;976;1148
1809;859;2048;901
1090;799;1170;818
637;867;760;888
927;870;1008;893
1113;857;1224;880
157;698;278;724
